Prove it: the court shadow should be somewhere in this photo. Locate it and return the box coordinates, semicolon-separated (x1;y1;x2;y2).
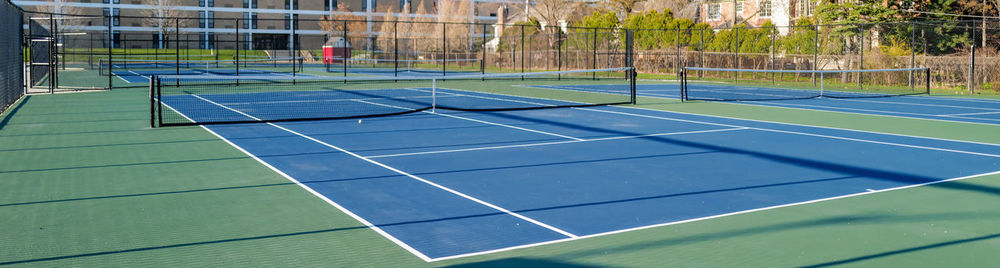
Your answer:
0;95;30;131
550;211;1000;264
467;109;1000;197
444;257;604;268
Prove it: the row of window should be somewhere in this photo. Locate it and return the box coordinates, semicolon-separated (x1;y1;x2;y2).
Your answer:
706;1;774;21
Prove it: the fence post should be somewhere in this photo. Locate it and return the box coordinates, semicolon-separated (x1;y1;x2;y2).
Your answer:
771;26;775;84
699;27;704;79
970;21;976;94
813;24;818;86
442;23;447;76
859;25;864;87
910;21;915;87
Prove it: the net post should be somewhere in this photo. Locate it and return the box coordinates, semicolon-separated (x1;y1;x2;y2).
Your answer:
925;67;931;95
680;68;685;102
481;23;486;79
557;27;562;80
107;15;113;90
157;77;163;127
149;75;155;128
174;19;180;87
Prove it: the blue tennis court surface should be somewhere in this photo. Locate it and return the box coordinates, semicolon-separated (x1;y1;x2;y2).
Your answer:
532;84;1000;126
158;85;1000;261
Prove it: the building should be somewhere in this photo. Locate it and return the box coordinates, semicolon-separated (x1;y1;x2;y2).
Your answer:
14;0;515;51
701;0;817;34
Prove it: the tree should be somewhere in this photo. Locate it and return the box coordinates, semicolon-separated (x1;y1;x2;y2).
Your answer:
601;0;646;20
142;0;188;49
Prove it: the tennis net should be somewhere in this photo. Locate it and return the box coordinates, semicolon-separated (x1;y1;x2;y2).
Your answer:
151;67;636;127
101;57;303;76
681;67;931;101
324;58;483;75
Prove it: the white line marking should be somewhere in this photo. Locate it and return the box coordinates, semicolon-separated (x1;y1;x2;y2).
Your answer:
368;128;750;158
353;98;585;141
189;94;579;248
158;100;433;262
833;97;1000;111
620;102;1000;148
573;107;1000;158
939;111;1000;117
428;169;1000;262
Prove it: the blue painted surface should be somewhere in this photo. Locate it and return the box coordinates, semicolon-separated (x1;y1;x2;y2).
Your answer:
162;85;1000;259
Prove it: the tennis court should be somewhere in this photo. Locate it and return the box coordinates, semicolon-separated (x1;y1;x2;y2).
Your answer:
154;72;1000;260
7;5;1000;266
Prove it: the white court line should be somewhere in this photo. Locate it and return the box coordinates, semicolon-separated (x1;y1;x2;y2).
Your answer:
414;87;1000;156
368;127;750;159
576;107;1000;158
430;169;1000;261
834;97;1000;111
158;100;434;262
353;98;585;141
189;94;579;246
939;111;1000;117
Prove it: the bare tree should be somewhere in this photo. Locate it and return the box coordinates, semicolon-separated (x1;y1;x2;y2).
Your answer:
600;0;644;20
142;0;188;49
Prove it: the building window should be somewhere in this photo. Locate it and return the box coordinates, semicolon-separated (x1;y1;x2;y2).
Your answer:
113;0;119;4
244;0;250;8
199;0;205;7
284;13;291;30
293;14;298;30
325;0;331;11
200;32;215;49
208;11;214;28
252;13;258;29
735;1;743;14
708;4;721;21
112;8;119;26
363;0;375;11
243;12;250;29
207;0;214;7
326;0;339;11
285;0;290;9
759;0;771;17
798;0;816;17
102;8;109;25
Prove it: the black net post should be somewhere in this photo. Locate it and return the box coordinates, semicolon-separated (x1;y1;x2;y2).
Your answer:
481;23;486;78
626;29;635;104
557;27;562;80
175;18;180;86
149;76;155;128
107;15;113;89
49;13;55;93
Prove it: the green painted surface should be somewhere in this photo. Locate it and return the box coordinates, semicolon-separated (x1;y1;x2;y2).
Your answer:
1;83;998;266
